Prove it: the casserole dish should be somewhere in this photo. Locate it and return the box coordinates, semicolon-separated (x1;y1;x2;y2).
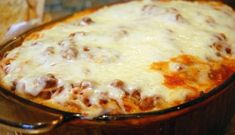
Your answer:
0;0;235;134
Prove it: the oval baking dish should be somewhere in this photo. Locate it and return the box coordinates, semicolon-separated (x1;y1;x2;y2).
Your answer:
0;0;235;135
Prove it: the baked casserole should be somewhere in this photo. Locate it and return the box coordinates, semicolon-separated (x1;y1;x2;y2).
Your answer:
0;0;235;118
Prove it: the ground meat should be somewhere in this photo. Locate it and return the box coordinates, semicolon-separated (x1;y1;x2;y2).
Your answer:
43;74;57;88
79;17;94;26
210;33;232;57
72;80;94;91
110;79;125;90
140;97;155;111
38;89;57;99
69;31;87;38
142;4;159;15
44;47;55;55
36;74;65;99
61;46;79;60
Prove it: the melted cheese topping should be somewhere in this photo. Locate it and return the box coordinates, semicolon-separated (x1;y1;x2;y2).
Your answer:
1;0;235;118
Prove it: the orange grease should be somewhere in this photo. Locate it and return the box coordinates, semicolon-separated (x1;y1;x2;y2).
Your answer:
164;74;185;88
151;55;235;93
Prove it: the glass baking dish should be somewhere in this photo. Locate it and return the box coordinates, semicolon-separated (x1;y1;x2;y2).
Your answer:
0;0;234;134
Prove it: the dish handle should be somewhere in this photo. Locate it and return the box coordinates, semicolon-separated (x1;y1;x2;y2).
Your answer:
0;92;65;134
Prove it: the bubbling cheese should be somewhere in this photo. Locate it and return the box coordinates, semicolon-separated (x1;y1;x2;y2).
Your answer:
1;0;235;118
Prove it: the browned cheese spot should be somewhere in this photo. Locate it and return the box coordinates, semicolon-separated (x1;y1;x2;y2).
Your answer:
79;17;94;26
61;46;79;60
